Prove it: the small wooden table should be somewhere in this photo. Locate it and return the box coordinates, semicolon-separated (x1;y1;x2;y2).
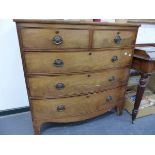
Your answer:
132;45;155;123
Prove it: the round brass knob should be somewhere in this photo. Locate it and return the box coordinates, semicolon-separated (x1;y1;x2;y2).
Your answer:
53;59;64;67
57;105;65;112
55;83;65;90
108;76;115;82
106;96;113;102
52;35;63;45
114;32;122;44
111;56;118;62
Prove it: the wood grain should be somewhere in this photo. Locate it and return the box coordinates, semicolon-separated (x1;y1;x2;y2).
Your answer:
28;68;128;98
25;50;133;74
93;30;137;48
21;28;89;49
31;86;125;122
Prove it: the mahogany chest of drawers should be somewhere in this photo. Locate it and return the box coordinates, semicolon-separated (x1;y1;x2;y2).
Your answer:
14;20;139;134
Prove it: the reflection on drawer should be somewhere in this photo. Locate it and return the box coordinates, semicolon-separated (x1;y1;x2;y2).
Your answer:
31;86;125;122
93;30;136;48
28;68;128;98
21;28;89;49
25;50;133;74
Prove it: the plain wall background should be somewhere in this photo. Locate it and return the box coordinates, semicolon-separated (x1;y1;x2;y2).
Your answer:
0;20;155;111
0;20;29;111
136;24;155;43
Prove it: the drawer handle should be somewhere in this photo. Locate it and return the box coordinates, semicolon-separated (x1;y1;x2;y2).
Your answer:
114;32;122;44
108;76;115;82
106;96;113;102
55;83;65;90
57;105;65;112
52;35;63;45
53;59;64;67
111;56;118;62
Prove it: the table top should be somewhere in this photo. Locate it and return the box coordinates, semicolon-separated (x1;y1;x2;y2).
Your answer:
132;45;155;73
135;46;155;52
134;46;155;61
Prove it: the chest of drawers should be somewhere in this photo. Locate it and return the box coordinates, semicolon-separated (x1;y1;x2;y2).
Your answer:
14;20;139;134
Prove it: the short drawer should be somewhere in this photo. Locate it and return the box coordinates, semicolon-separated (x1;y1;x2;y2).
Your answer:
31;86;125;122
93;30;137;48
21;28;89;49
28;68;128;98
25;49;133;74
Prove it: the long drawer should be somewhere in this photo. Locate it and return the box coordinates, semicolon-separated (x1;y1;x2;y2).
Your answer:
31;86;125;122
21;28;89;49
28;68;128;98
25;49;133;74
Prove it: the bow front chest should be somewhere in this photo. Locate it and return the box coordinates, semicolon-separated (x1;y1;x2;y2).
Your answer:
14;20;139;134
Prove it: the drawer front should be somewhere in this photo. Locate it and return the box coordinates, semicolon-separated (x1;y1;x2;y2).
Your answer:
25;49;133;74
21;28;89;49
31;86;125;122
93;30;136;48
28;68;128;98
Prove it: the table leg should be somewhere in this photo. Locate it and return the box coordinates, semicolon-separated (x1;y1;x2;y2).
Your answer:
132;73;149;124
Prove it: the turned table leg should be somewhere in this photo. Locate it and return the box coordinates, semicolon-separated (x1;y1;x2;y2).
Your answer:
132;73;150;124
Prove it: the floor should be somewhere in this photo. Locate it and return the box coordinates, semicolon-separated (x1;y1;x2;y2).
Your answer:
0;110;155;135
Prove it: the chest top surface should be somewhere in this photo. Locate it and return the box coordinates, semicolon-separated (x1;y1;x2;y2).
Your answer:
14;19;140;27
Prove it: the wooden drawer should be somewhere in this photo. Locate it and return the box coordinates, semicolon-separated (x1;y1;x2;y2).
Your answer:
28;68;128;98
93;30;136;48
21;28;89;49
25;49;133;74
31;86;125;122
